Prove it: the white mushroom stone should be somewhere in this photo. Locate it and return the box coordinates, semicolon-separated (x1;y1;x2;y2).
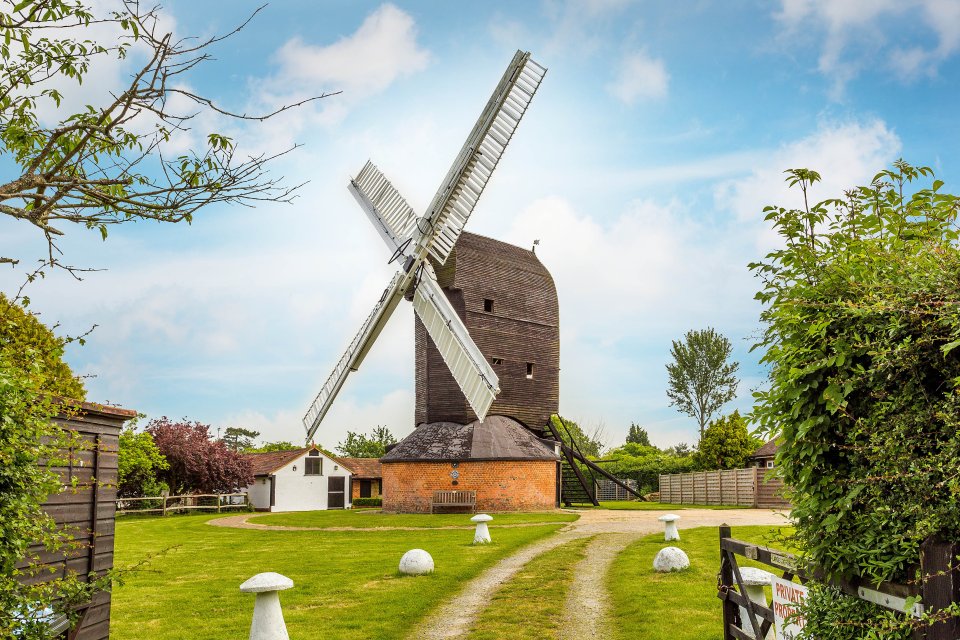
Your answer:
240;572;294;640
737;567;775;640
658;513;681;541
471;513;493;544
653;546;690;572
399;549;435;575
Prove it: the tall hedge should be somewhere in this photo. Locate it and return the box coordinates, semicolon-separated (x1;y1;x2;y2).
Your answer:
751;161;960;636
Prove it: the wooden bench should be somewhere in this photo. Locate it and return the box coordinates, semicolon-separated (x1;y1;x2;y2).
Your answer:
431;490;477;514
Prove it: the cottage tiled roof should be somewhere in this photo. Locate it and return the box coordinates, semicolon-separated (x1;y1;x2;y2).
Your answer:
381;415;559;462
243;448;308;476
751;438;781;459
338;457;383;479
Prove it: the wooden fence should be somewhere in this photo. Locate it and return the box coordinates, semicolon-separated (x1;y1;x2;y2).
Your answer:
116;493;248;516
719;525;959;639
659;467;791;508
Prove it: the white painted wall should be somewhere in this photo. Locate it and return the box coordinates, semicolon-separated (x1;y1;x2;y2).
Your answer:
244;450;352;512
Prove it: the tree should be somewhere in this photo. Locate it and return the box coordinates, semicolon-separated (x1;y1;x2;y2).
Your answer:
625;422;651;447
0;293;85;399
549;415;606;458
603;442;696;494
1;1;334;272
221;426;260;452
691;411;759;470
665;327;740;443
750;161;960;635
248;440;298;453
667;442;693;457
146;418;252;493
336;425;397;458
117;426;168;497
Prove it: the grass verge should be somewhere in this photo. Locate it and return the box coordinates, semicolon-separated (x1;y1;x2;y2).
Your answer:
465;536;593;640
607;524;794;640
111;512;567;639
249;510;578;528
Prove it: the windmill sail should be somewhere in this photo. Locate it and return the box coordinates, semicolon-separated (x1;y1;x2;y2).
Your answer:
417;50;547;266
412;266;500;421
349;161;418;252
303;271;407;441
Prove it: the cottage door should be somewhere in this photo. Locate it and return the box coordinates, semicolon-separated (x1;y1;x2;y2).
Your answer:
328;476;345;509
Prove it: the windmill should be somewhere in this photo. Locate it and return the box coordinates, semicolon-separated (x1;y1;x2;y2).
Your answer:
303;51;547;442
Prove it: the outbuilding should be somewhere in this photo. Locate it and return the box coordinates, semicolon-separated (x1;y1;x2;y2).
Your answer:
338;457;383;501
381;415;561;513
243;447;351;512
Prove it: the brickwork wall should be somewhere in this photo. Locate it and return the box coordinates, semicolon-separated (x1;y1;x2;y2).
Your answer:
382;460;558;513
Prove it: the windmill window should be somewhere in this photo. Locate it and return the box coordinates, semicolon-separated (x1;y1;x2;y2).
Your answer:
305;457;322;476
492;357;503;365
526;363;534;379
483;299;494;313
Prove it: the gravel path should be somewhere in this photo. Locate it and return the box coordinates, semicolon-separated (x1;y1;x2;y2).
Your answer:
410;508;790;640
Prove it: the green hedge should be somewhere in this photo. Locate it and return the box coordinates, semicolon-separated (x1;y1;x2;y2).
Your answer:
352;497;382;507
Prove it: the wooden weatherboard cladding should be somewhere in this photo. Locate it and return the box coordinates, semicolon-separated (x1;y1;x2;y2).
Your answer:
17;401;135;640
416;232;559;433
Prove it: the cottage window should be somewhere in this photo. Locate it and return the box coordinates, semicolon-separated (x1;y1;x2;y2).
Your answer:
484;298;494;313
305;457;322;475
766;460;774;469
526;362;534;379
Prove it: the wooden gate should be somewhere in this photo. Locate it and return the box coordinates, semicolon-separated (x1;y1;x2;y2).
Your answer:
719;525;960;639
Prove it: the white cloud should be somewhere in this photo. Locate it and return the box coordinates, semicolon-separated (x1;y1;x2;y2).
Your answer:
607;51;669;104
714;118;901;250
776;0;960;94
267;5;428;112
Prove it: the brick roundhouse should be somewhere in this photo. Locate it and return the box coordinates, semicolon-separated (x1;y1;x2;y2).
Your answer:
384;232;563;513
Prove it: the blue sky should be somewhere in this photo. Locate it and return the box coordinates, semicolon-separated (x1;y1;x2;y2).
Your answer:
3;0;960;450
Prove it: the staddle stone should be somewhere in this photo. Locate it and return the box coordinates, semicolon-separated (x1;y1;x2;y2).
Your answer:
653;546;690;572
658;513;681;541
240;572;294;593
471;513;493;544
399;549;435;575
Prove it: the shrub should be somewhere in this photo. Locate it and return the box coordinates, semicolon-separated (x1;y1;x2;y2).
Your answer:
751;161;960;635
352;497;382;508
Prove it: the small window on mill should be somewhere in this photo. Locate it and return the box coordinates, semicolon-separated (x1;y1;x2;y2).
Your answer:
483;299;494;313
526;362;534;379
492;357;503;366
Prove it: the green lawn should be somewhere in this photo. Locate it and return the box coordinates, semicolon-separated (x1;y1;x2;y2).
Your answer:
249;509;578;528
608;524;794;640
466;536;593;640
110;512;570;639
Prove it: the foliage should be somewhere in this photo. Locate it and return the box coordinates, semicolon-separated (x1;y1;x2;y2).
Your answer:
351;497;382;507
221;426;260;452
749;161;960;635
666;442;693;457
691;411;760;471
336;425;397;458
0;0;333;272
0;294;84;399
146;418;252;493
625;422;651;447
602;442;697;494
666;327;740;442
0;348;105;637
247;440;298;453
117;426;168;498
549;415;606;459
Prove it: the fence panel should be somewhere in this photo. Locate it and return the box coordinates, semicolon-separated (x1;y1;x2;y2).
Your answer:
659;468;789;508
116;493;248;516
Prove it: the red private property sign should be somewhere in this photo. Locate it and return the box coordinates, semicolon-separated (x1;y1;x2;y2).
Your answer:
772;577;808;639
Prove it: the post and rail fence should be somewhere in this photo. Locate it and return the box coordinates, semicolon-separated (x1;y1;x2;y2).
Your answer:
115;493;248;516
719;525;960;640
659;467;791;509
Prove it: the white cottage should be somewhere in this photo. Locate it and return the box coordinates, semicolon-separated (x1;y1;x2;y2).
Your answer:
243;447;352;512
